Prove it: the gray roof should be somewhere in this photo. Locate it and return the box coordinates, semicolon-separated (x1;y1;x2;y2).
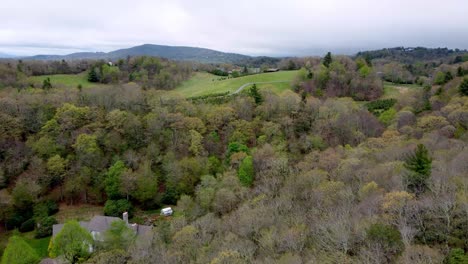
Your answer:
39;259;59;264
52;215;152;237
129;223;153;236
52;221;88;237
88;216;121;233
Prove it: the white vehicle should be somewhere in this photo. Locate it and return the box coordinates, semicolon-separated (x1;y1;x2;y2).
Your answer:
161;207;173;216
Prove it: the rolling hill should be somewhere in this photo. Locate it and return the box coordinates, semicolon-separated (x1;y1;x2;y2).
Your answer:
24;44;258;64
173;70;298;97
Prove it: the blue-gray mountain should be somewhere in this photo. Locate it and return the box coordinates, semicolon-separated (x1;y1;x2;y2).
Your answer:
22;44;279;65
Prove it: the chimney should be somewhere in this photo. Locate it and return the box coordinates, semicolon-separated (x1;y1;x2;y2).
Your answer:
123;212;128;224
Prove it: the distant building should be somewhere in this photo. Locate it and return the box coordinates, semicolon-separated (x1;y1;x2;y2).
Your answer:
265;68;279;72
249;68;261;74
52;212;151;240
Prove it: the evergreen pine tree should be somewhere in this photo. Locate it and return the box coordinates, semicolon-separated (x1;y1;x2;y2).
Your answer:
457;66;464;77
249;83;263;104
445;71;453;83
404;144;432;195
42;77;52;90
87;67;99;82
459;78;468;96
323;52;332;68
243;66;248;74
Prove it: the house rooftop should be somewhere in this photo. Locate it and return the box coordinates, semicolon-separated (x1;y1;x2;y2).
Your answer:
52;215;151;237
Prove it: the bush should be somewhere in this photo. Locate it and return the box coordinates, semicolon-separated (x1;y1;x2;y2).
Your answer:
434;71;453;85
366;99;397;116
238;156;254;187
378;108;397;126
226;142;249;162
19;218;35;233
36;216;58;238
34;200;59;218
417;115;449;131
104;199;132;217
5;214;25;230
459;78;468;96
209;69;229;76
448;248;468;264
1;236;40;264
367;223;404;262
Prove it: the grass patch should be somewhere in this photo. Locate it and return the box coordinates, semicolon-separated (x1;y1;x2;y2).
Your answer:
23;233;50;258
0;231;51;259
173;70;298;97
257;82;292;94
383;81;422;99
28;72;99;89
55;204;104;223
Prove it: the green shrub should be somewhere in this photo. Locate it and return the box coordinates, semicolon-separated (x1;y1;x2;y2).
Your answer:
366;99;397;116
34;200;59;218
104;199;132;217
238;156;254;187
226;142;249;163
36;216;58;238
378;108;397;126
1;236;40;264
19;218;35;233
447;248;468;264
459;78;468;96
5;214;25;230
309;135;327;150
367;223;404;262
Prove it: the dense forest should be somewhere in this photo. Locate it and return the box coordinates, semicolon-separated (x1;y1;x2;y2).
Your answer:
0;50;468;264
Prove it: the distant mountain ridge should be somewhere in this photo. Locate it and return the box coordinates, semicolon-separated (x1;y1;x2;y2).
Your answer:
356;47;468;63
0;52;16;58
23;44;254;64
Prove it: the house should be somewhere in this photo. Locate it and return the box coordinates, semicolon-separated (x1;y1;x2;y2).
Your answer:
249;68;261;74
161;207;173;216
52;212;152;239
265;68;279;72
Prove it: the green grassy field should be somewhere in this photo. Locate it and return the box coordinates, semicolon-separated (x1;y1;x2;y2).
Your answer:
0;231;50;259
28;72;98;89
383;81;422;99
23;232;50;258
173;70;298;97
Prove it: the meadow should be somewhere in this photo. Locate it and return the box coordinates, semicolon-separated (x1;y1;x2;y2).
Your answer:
383;81;422;99
173;70;298;97
28;72;98;89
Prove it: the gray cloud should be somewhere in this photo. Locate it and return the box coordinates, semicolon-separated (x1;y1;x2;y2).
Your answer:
2;0;468;56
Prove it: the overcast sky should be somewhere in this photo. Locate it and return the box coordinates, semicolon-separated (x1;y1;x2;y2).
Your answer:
2;0;468;56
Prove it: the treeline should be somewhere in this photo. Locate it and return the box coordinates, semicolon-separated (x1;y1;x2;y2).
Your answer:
0;59;92;76
357;47;468;64
87;56;193;89
293;53;384;100
0;56;194;90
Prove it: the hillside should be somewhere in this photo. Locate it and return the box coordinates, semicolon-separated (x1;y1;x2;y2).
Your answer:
1;52;468;263
24;44;254;64
173;70;298;97
357;47;468;64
